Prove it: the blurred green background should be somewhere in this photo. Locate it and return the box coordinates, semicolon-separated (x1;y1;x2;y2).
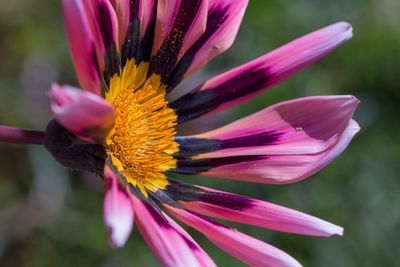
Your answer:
0;0;399;266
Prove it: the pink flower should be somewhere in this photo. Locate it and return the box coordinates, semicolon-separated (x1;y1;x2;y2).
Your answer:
0;1;359;266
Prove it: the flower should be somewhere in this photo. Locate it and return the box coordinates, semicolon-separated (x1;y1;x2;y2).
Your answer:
0;0;359;266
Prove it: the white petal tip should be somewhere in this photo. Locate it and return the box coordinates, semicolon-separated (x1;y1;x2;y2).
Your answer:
336;21;353;39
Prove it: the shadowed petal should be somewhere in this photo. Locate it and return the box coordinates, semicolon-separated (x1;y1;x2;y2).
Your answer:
149;0;208;82
49;84;115;143
130;193;216;267
165;179;343;237
170;22;353;122
109;0;130;46
62;0;102;94
103;162;134;248
172;96;359;184
166;0;249;91
166;206;302;267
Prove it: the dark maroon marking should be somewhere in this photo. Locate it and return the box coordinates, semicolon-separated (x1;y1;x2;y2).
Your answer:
149;0;203;82
136;0;158;63
104;44;121;86
178;232;200;250
174;132;281;157
171;155;266;175
143;199;171;228
174;136;221;157
96;1;116;49
170;64;271;123
121;0;140;67
220;131;282;149
166;179;254;211
165;5;230;92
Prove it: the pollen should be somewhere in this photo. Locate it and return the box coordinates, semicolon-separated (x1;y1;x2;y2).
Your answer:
104;60;178;197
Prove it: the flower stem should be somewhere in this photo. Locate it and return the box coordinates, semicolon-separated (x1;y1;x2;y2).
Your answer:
0;125;45;145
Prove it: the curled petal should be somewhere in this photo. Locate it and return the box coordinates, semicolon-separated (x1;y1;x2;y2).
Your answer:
170;22;353;122
172;96;359;184
130;193;215;267
49;84;115;143
166;179;343;237
103;162;134;248
166;206;302;267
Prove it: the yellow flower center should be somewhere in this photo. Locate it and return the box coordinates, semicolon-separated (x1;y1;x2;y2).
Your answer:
104;60;178;197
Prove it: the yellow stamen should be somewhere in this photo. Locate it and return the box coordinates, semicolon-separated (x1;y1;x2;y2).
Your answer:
105;60;178;197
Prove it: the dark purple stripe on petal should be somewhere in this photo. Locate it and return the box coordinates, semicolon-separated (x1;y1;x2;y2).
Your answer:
170;64;271;123
136;2;157;63
166;179;254;211
174;136;221;157
165;5;230;92
221;131;282;149
149;0;203;81
96;1;117;49
121;1;140;67
142;198;171;228
174;132;281;157
171;155;266;175
104;45;121;86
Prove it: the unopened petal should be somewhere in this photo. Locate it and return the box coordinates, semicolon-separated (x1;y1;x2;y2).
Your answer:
49;84;115;143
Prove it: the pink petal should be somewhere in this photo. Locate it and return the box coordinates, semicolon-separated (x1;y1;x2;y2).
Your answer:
166;206;302;267
62;0;102;94
130;194;215;267
49;84;115;143
171;22;353;122
149;0;208;81
167;180;343;236
173;96;359;184
84;0;119;50
103;163;134;248
109;0;130;46
138;0;157;40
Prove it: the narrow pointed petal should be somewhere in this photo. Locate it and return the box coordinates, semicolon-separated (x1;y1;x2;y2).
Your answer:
170;22;353;122
166;179;343;237
149;0;208;82
103;162;134;248
49;84;115;143
166;0;249;91
109;0;130;46
130;194;215;267
120;0;158;65
166;206;302;267
172;96;359;184
83;0;119;52
62;0;101;94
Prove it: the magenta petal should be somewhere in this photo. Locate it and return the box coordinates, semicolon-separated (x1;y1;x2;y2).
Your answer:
174;96;359;184
62;0;102;94
184;0;248;79
49;84;115;143
130;194;215;267
109;0;130;46
152;0;207;58
171;22;353;121
166;206;302;267
149;0;208;81
138;0;157;40
103;164;134;248
165;0;248;91
169;182;343;236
